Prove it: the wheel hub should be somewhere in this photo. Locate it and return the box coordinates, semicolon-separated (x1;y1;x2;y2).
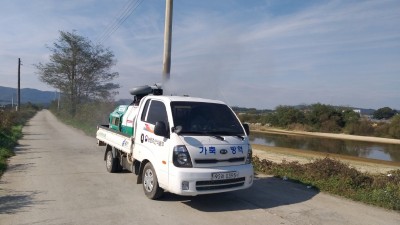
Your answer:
106;153;112;170
143;169;154;192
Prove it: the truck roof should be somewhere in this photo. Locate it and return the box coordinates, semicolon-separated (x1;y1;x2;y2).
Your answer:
144;95;226;105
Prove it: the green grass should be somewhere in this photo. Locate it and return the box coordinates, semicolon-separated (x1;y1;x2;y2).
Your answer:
253;156;400;210
0;148;12;174
0;125;23;176
57;116;97;137
49;101;115;137
0;107;38;177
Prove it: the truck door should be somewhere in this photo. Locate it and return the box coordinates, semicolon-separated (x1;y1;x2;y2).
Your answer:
135;99;170;187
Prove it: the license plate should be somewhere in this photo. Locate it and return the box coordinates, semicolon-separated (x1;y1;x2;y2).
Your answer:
211;171;239;180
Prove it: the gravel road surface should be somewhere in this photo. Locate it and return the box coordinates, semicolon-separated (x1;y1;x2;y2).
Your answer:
1;110;399;225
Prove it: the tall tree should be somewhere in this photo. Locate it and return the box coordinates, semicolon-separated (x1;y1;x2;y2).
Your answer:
306;104;344;132
274;105;305;127
373;107;397;120
35;31;119;115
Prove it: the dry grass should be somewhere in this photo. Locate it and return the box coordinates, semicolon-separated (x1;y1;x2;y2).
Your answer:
253;156;400;210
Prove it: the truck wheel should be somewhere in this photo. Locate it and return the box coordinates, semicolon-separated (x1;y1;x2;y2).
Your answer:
106;150;120;173
142;163;164;199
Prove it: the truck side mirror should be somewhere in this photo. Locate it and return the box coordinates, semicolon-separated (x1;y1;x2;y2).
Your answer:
243;123;250;135
154;121;169;138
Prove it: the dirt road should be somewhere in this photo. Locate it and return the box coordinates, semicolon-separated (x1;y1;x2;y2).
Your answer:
1;110;399;225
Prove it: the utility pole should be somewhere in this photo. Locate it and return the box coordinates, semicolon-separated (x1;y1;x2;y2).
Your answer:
57;90;60;112
17;58;21;111
162;0;173;82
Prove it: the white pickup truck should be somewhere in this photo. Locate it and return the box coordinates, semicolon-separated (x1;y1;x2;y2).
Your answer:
96;86;254;199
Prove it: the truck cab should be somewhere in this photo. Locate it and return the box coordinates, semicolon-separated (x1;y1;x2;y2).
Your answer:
133;95;253;198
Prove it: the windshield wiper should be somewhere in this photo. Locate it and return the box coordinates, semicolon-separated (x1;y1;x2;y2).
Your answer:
180;131;225;141
211;135;225;141
234;135;245;140
208;131;245;140
180;130;243;141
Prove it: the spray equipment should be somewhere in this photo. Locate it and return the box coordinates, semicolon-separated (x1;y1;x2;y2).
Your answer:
108;84;164;135
129;84;163;105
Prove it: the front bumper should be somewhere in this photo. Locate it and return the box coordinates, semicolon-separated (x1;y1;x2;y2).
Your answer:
167;164;254;196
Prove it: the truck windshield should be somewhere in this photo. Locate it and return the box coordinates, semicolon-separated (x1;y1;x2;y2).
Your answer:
170;102;245;136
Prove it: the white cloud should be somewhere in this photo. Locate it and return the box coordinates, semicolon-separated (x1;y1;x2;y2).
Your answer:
0;0;399;109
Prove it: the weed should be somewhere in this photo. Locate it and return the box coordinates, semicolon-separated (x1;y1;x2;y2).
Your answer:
253;156;400;210
0;107;38;177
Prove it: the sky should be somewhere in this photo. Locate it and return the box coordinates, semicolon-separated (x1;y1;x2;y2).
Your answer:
0;0;399;110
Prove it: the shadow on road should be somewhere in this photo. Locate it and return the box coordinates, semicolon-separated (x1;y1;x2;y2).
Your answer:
13;144;48;155
160;175;319;212
6;163;36;174
0;189;51;214
19;131;50;141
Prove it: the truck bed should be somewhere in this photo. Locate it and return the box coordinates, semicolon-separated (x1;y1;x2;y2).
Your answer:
96;125;133;153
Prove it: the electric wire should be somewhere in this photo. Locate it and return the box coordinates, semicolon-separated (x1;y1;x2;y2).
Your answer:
96;0;140;44
97;0;143;44
96;0;146;44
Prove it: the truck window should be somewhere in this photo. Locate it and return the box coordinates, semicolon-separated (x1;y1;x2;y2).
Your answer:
141;99;151;122
171;102;244;135
144;100;168;125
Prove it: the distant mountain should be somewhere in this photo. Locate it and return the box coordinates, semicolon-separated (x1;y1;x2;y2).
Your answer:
0;86;56;105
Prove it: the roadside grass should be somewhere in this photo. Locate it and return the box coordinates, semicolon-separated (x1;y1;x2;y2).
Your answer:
0;126;22;174
0;107;37;177
253;156;400;210
57;116;97;137
50;101;114;137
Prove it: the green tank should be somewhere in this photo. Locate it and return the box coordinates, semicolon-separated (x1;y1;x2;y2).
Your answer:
109;105;128;132
108;84;163;135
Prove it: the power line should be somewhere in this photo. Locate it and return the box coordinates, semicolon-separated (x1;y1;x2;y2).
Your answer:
97;0;138;43
96;0;146;44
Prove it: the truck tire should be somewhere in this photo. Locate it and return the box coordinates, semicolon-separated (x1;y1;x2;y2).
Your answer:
106;150;120;173
142;163;164;199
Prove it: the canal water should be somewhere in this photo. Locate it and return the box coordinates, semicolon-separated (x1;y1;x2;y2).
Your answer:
249;132;400;162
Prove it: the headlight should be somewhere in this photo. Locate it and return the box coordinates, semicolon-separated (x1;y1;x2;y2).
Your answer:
245;145;252;164
173;145;193;168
